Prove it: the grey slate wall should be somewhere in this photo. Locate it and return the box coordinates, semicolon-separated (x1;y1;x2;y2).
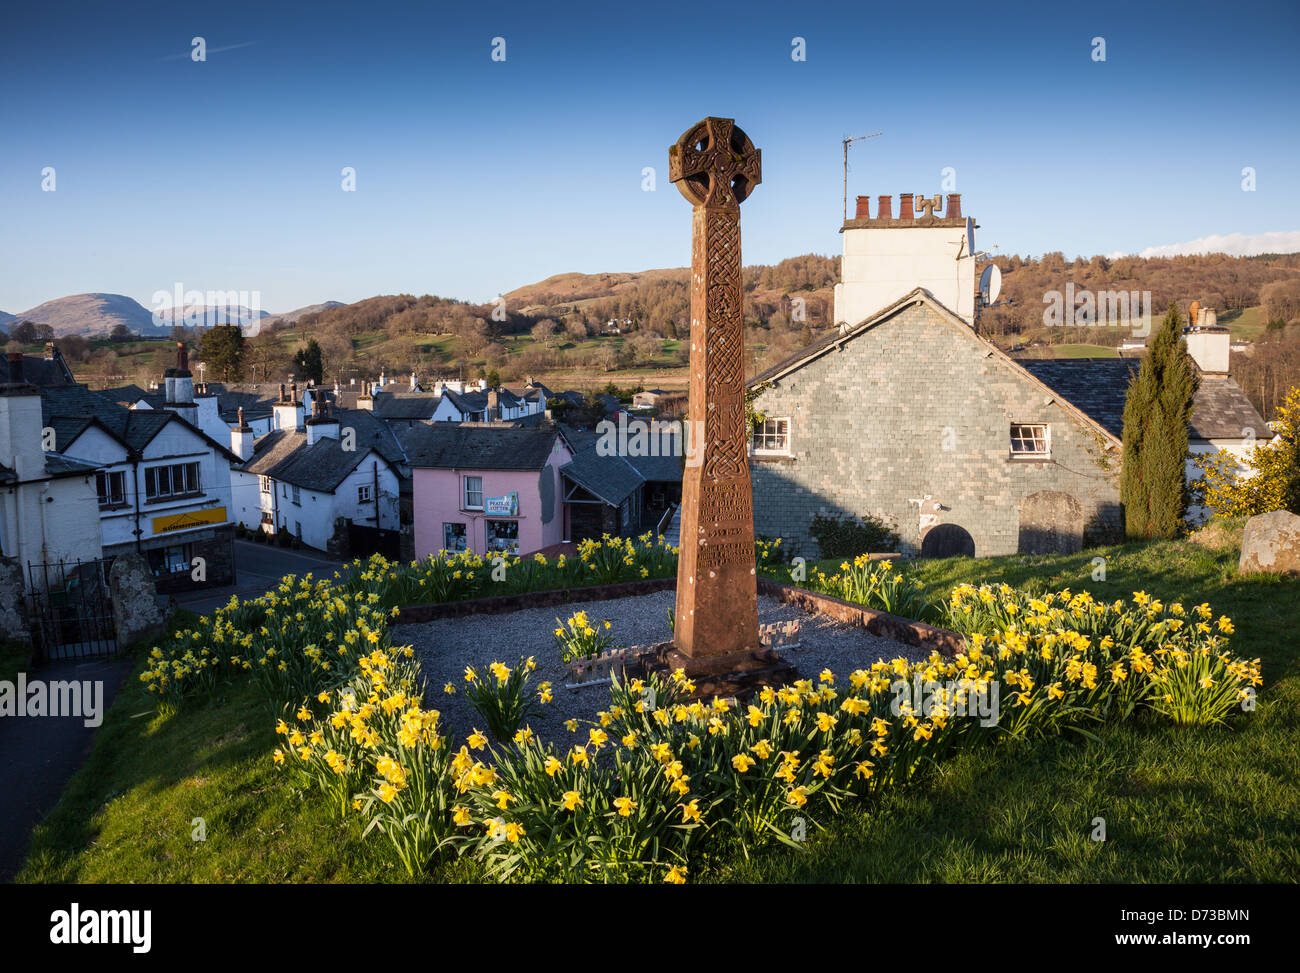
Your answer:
749;301;1122;558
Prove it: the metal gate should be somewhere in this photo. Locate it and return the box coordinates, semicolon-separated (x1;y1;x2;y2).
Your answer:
26;558;118;662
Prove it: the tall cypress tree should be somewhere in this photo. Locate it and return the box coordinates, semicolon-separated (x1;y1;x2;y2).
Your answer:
1120;302;1200;539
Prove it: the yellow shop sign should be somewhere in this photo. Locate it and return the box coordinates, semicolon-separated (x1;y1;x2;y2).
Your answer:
152;506;228;535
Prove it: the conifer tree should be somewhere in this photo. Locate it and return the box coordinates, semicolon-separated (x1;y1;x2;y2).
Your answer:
1120;303;1200;539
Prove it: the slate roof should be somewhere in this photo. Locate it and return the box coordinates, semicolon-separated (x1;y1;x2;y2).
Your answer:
560;445;645;506
1017;359;1272;442
372;393;441;420
0;351;76;387
97;384;151;407
334;408;408;469
241;429;389;493
39;384;239;459
202;383;281;422
404;424;560;471
626;451;684;483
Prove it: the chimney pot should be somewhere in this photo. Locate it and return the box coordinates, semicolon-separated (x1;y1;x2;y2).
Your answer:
899;193;914;220
876;195;892;220
854;195;871;219
946;193;962;219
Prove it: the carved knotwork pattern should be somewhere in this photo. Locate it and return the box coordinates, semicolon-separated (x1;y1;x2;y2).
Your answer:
701;209;745;482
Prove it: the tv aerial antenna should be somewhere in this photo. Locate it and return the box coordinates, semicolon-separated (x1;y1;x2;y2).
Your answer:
842;132;883;222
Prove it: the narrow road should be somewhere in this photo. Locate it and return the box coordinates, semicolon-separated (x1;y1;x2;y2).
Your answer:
0;657;134;882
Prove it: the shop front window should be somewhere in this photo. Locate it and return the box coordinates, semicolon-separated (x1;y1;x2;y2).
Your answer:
443;522;468;553
485;519;519;555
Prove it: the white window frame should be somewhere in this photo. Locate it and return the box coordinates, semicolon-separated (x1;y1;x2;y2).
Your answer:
144;461;201;500
259;475;272;494
1010;422;1051;458
96;470;126;506
358;484;372;503
752;417;792;455
463;475;484;510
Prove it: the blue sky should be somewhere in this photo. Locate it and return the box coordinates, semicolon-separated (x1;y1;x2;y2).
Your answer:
2;0;1297;313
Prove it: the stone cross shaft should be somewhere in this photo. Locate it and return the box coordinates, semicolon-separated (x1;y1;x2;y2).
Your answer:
668;117;762;660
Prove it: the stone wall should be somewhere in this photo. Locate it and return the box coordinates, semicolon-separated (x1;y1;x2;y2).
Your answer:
750;300;1122;558
0;557;31;645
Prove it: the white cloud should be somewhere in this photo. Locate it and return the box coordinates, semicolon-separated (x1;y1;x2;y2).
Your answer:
1110;230;1300;260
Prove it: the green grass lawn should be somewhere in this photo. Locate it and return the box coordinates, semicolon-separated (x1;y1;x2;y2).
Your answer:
1219;305;1267;341
18;536;1300;883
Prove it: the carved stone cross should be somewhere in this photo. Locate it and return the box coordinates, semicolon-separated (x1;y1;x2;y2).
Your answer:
668;117;762;664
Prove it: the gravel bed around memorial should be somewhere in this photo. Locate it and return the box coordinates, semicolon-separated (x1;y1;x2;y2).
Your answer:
393;589;926;747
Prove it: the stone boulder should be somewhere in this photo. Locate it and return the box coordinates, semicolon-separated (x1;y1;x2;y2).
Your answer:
1238;510;1300;576
109;553;166;649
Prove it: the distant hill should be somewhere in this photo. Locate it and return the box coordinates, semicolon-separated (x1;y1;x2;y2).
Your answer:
252;301;346;334
14;293;162;337
5;293;344;339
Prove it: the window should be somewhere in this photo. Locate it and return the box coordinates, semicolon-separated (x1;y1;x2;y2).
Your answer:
291;484;301;505
146;543;190;576
260;476;272;494
752;417;790;453
358;484;372;503
464;475;484;510
144;461;201;499
96;470;126;506
486;519;518;555
443;522;467;553
1010;423;1050;457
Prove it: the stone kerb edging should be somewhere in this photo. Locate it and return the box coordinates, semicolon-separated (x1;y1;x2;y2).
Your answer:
755;579;965;658
392;576;966;659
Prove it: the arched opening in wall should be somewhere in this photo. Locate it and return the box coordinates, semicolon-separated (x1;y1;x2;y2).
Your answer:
920;523;975;558
1018;490;1084;555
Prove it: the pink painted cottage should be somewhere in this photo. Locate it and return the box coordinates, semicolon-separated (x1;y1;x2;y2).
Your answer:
406;424;572;558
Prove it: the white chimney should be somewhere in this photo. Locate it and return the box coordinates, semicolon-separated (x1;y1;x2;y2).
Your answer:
1185;320;1230;375
305;398;340;446
231;407;255;461
835;192;976;326
273;382;305;431
0;355;45;481
410;371;418;391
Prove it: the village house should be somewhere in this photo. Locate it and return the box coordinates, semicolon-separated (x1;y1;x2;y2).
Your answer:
0;352;104;575
232;390;401;555
37;345;239;590
1019;320;1271;526
558;422;684;542
748;192;1271;559
406;423;573;557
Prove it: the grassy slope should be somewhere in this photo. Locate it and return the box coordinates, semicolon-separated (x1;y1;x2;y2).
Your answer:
18;537;1300;883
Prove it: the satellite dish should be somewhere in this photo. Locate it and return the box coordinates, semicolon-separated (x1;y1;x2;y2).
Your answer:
965;217;975;257
980;264;1002;305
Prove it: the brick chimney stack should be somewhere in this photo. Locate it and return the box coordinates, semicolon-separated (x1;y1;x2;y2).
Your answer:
898;193;914;220
876;195;892;220
946;194;962;219
854;195;871;219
